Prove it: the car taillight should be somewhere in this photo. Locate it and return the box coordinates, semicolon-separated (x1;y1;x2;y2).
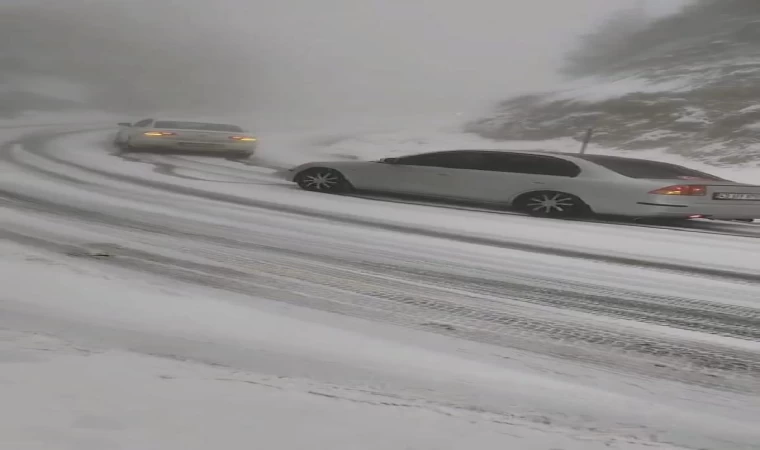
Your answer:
649;185;707;196
229;136;257;141
143;131;176;136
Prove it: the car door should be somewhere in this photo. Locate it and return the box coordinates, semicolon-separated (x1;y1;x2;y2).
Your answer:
354;151;486;198
115;122;132;142
451;153;583;204
347;151;449;194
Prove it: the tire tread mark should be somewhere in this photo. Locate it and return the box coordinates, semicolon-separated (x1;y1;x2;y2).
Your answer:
15;130;760;284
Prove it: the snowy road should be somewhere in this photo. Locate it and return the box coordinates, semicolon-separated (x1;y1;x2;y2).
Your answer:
2;125;760;450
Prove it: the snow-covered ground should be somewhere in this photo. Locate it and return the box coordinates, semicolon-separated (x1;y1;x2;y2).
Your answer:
0;110;121;129
2;117;760;450
2;242;757;450
9;128;758;274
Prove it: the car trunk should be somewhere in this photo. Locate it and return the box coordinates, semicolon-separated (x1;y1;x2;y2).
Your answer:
160;129;233;146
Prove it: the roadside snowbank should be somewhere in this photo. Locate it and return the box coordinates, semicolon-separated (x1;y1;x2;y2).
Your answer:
0;110;120;129
2;242;752;450
275;127;760;185
2;330;698;450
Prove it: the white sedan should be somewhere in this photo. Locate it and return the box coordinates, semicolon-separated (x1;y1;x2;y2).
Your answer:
114;118;258;157
286;149;760;221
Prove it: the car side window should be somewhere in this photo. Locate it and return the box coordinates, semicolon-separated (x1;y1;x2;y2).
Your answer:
396;151;485;169
396;152;453;167
481;154;581;177
133;119;153;127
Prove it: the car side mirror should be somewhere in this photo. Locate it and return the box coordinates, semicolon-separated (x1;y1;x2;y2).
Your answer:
380;157;400;164
118;122;131;127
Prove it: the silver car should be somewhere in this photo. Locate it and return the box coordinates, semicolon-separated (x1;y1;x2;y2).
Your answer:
114;118;258;157
286;149;760;220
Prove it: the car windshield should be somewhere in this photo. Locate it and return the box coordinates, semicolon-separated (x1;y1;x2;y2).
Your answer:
577;155;726;181
153;121;243;132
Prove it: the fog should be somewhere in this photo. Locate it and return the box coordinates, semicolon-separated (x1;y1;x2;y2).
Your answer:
1;0;692;125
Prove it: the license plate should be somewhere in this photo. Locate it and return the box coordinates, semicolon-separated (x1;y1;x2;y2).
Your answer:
713;192;760;200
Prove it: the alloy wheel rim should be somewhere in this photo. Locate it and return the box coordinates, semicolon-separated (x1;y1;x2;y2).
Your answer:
302;171;339;190
525;193;577;214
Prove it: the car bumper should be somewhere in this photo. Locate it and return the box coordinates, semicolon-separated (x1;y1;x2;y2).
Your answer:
129;138;256;153
276;169;295;181
629;201;760;220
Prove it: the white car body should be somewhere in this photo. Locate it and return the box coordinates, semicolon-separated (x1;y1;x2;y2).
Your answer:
286;150;760;220
114;118;257;155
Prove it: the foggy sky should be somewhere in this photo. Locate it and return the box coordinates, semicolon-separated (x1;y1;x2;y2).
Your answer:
2;0;693;122
218;0;692;116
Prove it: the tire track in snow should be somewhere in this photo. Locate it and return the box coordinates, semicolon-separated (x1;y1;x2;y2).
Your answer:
3;127;760;392
3;182;759;341
113;151;278;185
10;129;760;284
1;211;759;394
3;145;760;346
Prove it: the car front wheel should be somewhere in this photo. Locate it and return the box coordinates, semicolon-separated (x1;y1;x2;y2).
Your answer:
294;167;352;193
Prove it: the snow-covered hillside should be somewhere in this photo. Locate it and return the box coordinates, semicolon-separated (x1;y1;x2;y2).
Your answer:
467;0;760;165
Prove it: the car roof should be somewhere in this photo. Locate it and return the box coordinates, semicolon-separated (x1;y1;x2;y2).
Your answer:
413;149;572;156
152;118;241;125
411;149;689;167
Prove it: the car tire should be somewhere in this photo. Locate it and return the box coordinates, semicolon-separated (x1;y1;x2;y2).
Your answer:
117;138;138;153
228;151;253;159
513;190;590;219
295;167;352;193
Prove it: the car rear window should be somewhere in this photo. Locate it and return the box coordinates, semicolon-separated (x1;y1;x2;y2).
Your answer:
153;121;243;132
577;155;726;181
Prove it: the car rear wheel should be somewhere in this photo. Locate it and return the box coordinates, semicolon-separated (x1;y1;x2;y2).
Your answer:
513;191;589;218
295;167;352;193
228;151;253;159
